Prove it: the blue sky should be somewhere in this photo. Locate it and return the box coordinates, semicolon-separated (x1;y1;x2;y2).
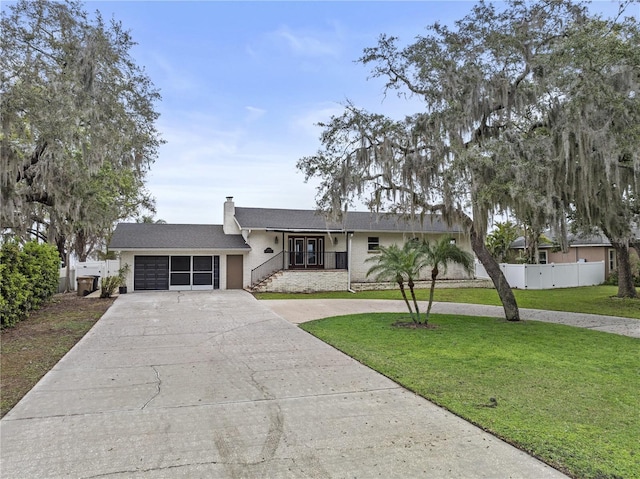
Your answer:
86;1;637;223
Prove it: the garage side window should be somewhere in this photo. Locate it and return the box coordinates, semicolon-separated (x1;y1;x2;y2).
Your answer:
171;256;191;286
193;256;213;286
214;256;220;289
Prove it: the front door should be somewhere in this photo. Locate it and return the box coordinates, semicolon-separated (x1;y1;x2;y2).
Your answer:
288;236;324;269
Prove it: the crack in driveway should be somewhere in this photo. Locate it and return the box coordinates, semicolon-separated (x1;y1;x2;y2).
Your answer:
141;366;161;409
83;460;220;478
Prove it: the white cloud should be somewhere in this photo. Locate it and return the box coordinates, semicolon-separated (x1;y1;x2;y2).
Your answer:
245;106;267;122
149;158;321;224
289;102;345;140
146;113;324;224
273;25;342;58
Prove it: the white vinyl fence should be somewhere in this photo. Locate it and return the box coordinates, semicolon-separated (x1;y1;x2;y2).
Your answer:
475;261;605;289
58;260;120;292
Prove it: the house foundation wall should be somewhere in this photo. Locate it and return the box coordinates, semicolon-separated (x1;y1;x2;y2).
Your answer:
351;279;493;291
255;270;349;293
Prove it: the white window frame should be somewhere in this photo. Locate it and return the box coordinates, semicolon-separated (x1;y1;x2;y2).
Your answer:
169;255;216;291
367;236;380;252
608;249;617;272
538;250;547;265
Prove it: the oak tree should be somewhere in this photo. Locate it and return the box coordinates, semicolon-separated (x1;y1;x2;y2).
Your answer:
1;0;161;262
299;0;640;316
541;12;640;297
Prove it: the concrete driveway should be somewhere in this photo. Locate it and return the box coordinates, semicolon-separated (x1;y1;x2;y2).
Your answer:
1;291;566;478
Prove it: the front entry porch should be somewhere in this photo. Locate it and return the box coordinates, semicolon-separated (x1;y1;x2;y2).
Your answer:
250;249;348;288
251;234;348;290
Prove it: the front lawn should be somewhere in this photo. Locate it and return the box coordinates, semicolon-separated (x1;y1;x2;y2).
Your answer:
256;285;640;319
301;313;640;479
1;293;115;417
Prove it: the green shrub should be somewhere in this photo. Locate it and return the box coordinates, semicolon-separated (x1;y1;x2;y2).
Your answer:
100;264;130;298
0;241;60;328
605;269;640;287
604;270;617;285
0;243;30;327
21;241;60;308
100;276;120;298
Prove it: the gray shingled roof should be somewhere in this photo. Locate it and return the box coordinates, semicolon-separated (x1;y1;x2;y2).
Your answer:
234;207;462;233
109;223;249;250
568;232;612;246
510;232;613;249
510;237;554;249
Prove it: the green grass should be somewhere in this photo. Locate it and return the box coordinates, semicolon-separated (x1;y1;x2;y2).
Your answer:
1;294;114;417
301;313;640;479
256;285;640;319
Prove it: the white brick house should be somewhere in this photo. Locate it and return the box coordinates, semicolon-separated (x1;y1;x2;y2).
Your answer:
109;197;473;293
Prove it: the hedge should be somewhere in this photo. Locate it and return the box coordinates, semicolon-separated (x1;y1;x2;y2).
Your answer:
0;241;60;328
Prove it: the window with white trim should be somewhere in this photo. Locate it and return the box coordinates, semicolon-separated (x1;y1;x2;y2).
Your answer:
368;237;380;252
608;249;617;272
538;250;547;264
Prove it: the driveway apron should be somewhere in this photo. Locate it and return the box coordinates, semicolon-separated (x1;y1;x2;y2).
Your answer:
1;291;567;478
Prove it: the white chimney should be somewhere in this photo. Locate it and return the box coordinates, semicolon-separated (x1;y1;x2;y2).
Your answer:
223;196;240;234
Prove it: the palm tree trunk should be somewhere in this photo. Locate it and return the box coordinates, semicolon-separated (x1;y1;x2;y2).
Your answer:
397;281;416;323
425;267;438;324
407;278;422;323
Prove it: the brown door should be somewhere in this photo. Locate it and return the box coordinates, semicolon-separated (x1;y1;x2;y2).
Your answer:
226;255;243;289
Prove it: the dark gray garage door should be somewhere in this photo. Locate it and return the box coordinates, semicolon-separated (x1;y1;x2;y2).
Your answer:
134;256;169;290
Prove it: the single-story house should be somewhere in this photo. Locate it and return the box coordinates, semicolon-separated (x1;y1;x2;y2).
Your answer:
510;232;637;278
109;197;473;293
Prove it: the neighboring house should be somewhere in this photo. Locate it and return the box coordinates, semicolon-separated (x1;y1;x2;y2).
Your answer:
109;197;473;293
511;232;635;279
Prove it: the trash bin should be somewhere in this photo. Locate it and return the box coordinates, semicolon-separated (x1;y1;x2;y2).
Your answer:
90;275;100;292
77;276;94;297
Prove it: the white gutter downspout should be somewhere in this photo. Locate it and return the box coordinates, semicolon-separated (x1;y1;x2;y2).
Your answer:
348;232;356;293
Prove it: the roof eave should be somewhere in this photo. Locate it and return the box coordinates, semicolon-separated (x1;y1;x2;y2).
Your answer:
571;243;611;248
110;247;250;252
267;228;344;233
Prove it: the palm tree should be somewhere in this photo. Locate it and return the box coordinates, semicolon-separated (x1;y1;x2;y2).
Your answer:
485;221;520;263
420;236;474;323
365;242;423;323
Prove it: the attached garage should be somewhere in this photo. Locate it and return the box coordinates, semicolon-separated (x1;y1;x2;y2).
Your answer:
134;256;169;290
110;224;250;291
133;255;221;291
